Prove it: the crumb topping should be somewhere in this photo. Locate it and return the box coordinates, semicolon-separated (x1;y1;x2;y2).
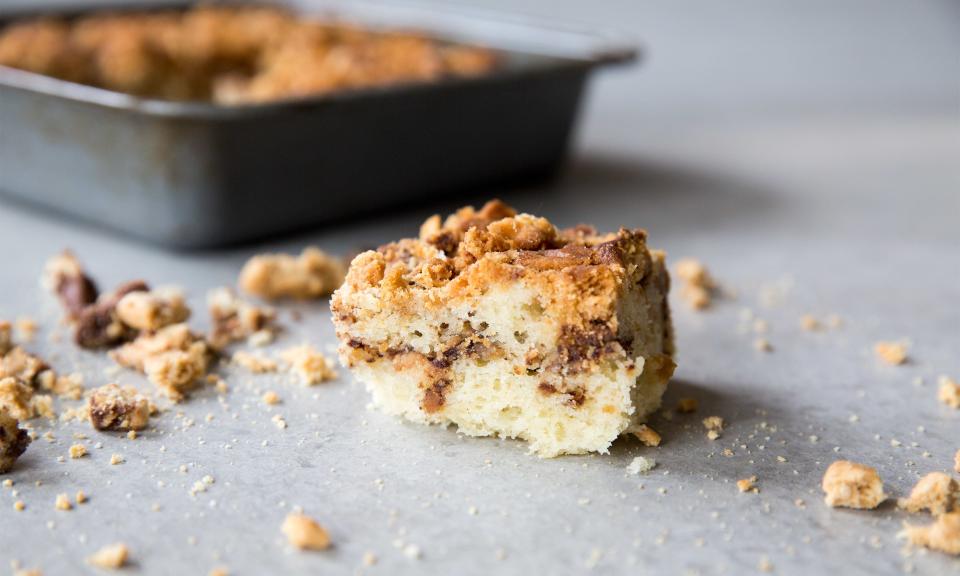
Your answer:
207;287;278;349
115;287;190;331
280;344;337;385
899;472;959;516
902;512;960;556
89;384;151;431
674;258;716;310
737;476;758;493
821;460;885;509
111;324;211;401
239;247;345;300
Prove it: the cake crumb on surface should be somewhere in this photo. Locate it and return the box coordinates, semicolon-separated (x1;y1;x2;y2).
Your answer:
240;247;345;300
76;490;88;504
109;454;124;465
632;424;661;447
898;472;959;516
626;456;656;475
821;460;885;509
115;287;190;332
0;408;30;473
874;341;908;365
262;391;280;405
674;258;716;310
737;476;758;493
89;384;151;431
800;314;822;331
938;376;960;409
901;512;960;556
232;351;277;373
280;344;337;385
208;568;229;576
207;287;278;349
55;493;72;510
282;512;331;550
68;443;87;459
86;543;129;569
702;416;724;440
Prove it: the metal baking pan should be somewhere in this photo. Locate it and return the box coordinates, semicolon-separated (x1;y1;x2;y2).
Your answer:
0;0;637;249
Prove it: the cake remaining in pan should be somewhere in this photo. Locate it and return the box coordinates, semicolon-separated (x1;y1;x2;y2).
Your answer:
332;200;674;457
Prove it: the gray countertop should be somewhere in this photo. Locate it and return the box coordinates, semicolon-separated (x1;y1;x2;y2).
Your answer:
1;1;959;574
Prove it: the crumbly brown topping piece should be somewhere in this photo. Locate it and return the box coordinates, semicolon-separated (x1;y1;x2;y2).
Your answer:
821;460;886;509
939;375;960;409
239;247;345;300
86;543;129;569
207;287;277;349
280;344;337;385
0;408;31;473
282;513;331;550
89;384;151;431
43;251;98;319
632;424;661;447
899;472;960;516
674;258;716;310
902;512;960;556
115;287;190;332
0;376;53;421
111;324;211;401
874;341;908;366
1;345;54;390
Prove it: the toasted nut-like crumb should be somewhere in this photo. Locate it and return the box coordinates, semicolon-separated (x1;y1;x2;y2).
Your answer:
899;472;959;516
800;315;822;331
240;247;346;300
282;513;331;550
68;443;87;459
822;460;885;509
55;493;72;510
874;341;908;365
232;351;277;373
262;391;280;405
737;476;758;493
280;344;337;385
632;424;661;447
939;376;960;409
676;397;698;413
89;384;151;431
87;543;129;569
901;512;960;556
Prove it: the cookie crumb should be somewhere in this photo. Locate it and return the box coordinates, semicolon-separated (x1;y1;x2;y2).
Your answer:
737;476;758;493
898;472;959;516
55;493;72;510
89;384;151;432
14;500;25;511
822;460;885;509
87;543;129;569
282;513;331;550
901;512;960;556
76;490;88;504
874;341;908;365
632;424;661;447
938;376;960;409
0;408;30;473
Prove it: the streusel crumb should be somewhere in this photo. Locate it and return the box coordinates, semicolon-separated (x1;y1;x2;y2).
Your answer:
901;512;960;556
938;375;960;409
87;543;129;569
112;324;210;401
262;391;280;405
240;247;345;300
207;287;277;349
282;513;331;550
0;408;31;473
68;443;87;458
89;384;151;431
115;287;190;331
874;341;908;365
822;460;886;509
702;416;724;441
898;472;959;516
632;424;661;447
737;476;758;493
232;351;277;373
55;493;72;510
280;344;337;385
674;258;716;310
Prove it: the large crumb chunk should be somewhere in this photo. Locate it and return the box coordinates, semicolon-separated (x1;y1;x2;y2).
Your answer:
111;324;210;401
874;341;908;365
240;247;345;300
115;287;190;331
43;251;98;319
0;408;31;473
938;375;960;409
0;376;37;420
821;460;886;509
674;258;716;310
280;344;337;385
631;424;661;447
207;287;277;349
232;351;277;373
282;513;331;550
89;384;151;431
2;345;54;389
626;456;656;475
902;512;960;556
87;543;129;569
899;472;960;516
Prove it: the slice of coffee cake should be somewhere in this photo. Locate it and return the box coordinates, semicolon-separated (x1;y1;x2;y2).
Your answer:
331;201;675;457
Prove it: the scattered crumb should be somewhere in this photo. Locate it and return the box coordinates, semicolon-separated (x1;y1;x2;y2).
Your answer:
76;490;88;504
362;552;378;566
954;449;959;474
737;476;758;493
674;258;717;310
758;556;774;573
0;408;30;473
262;391;280;405
55;493;72;511
68;443;87;459
800;314;822;331
208;568;229;576
280;344;337;385
702;416;724;440
901;512;960;556
115;287;190;332
14;500;25;511
239;247;346;300
89;384;151;431
86;543;129;569
898;472;959;516
282;513;331;551
676;397;698;413
109;454;124;465
232;351;278;373
938;375;960;409
822;460;886;509
753;338;772;352
272;414;287;429
403;544;422;560
874;341;908;365
207;287;278;349
632;424;661;447
626;456;656;475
